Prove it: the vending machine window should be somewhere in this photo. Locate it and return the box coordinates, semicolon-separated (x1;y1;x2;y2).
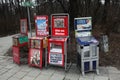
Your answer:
50;43;62;53
48;40;64;66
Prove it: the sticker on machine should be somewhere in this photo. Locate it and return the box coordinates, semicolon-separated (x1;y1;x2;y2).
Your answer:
49;53;63;65
54;18;64;28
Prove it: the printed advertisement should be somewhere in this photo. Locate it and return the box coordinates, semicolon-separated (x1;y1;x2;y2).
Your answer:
49;53;63;65
74;17;92;31
31;39;41;49
37;19;47;30
54;18;64;28
13;38;18;46
30;49;40;66
20;19;27;34
35;16;48;36
18;36;28;44
52;14;69;37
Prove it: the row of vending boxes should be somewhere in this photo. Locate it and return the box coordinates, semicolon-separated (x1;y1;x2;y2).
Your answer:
12;35;48;68
13;36;48;48
12;35;68;69
13;48;65;68
13;37;65;52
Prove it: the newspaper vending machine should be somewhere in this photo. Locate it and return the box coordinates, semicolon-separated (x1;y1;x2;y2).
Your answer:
28;15;48;69
48;13;71;71
12;19;28;65
74;17;99;75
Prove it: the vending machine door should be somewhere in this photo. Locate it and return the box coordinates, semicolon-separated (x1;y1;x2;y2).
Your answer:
48;38;66;67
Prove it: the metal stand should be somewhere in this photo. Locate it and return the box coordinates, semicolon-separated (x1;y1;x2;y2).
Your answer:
65;38;72;72
27;7;32;37
45;48;48;68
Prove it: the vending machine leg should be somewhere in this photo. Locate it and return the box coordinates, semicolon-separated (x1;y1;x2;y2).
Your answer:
45;48;48;68
96;69;99;75
82;71;85;76
65;54;67;71
65;38;72;72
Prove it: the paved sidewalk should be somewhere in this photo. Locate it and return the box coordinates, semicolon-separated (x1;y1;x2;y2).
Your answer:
0;56;120;80
0;35;120;80
0;33;35;56
0;35;13;56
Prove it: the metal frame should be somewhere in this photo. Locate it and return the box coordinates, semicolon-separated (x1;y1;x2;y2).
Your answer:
65;38;72;71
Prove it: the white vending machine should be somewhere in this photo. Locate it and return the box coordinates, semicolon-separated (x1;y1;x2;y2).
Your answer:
74;17;99;75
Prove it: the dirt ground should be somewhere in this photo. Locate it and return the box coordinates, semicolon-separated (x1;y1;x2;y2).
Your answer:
93;26;120;69
99;33;120;69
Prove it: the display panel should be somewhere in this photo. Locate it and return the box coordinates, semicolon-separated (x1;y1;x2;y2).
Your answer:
84;61;90;71
35;16;48;36
30;49;40;66
50;43;62;49
74;17;92;31
13;38;18;46
49;53;63;65
20;19;28;35
84;51;90;58
54;18;64;28
18;36;28;44
51;14;69;37
30;39;41;49
91;45;97;57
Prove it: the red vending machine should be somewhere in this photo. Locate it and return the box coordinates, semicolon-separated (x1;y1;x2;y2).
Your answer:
28;15;48;69
12;19;28;65
48;13;71;71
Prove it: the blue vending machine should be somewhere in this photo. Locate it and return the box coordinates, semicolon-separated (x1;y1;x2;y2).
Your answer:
74;17;99;76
